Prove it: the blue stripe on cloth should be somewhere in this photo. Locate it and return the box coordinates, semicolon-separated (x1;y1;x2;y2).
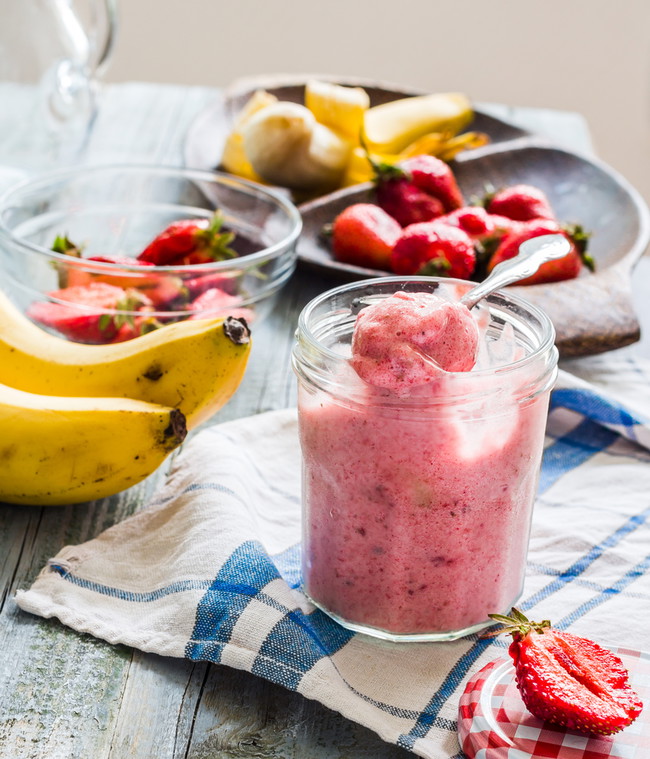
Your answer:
551;388;646;427
397;637;496;751
271;543;301;589
252;609;354;690
47;568;212;601
185;540;354;675
520;508;650;611
185;540;280;661
555;551;650;630
538;418;619;494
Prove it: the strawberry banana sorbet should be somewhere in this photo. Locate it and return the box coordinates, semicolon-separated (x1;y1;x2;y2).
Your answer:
297;287;554;638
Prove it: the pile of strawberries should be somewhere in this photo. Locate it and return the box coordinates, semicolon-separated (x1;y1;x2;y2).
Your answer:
330;154;592;285
28;212;253;344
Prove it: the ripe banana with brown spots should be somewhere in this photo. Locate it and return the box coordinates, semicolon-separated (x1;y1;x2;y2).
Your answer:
0;289;252;430
0;382;187;505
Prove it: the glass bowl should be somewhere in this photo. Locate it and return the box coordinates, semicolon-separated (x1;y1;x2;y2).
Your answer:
0;165;302;343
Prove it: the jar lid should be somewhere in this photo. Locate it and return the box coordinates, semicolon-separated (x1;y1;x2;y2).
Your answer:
458;649;650;759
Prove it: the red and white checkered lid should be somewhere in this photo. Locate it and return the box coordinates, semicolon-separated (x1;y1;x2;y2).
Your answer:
458;648;650;759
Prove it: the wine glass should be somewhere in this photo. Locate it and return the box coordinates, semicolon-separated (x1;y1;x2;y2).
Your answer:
0;0;117;174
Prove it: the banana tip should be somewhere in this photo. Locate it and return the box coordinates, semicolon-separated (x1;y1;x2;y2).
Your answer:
223;316;251;345
164;408;187;448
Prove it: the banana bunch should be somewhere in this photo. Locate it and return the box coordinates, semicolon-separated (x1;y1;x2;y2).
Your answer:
221;81;489;195
0;290;252;505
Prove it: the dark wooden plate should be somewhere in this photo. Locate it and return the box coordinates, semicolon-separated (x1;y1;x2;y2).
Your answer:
300;142;650;357
183;75;650;357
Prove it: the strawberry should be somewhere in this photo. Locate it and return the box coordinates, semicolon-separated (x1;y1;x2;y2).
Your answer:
375;176;445;227
487;608;643;736
434;206;516;240
187;288;255;323
65;254;157;289
390;222;476;279
109;315;163;343
183;271;236;299
400;154;465;212
137;210;237;266
434;208;522;281
331;203;402;270
27;283;153;344
371;154;464;227
487;218;593;285
139;275;187;308
484;183;555;222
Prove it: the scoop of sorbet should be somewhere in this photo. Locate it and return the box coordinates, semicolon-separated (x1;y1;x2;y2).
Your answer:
350;291;479;391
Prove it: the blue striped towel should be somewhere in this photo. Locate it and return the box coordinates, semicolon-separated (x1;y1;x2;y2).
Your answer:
15;363;650;759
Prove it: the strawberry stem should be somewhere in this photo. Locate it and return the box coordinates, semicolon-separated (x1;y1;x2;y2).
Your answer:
195;210;238;261
483;607;551;638
563;223;595;272
51;234;84;257
359;133;407;184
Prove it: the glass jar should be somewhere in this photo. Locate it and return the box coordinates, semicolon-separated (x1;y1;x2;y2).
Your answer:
292;277;558;642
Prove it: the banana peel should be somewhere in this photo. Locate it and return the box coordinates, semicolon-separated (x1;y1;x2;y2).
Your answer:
341;130;490;187
361;92;474;154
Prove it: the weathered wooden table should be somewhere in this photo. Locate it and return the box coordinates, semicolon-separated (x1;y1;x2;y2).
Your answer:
0;83;649;759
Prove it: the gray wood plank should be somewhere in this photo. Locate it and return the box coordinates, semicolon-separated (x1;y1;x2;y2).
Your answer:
184;666;412;759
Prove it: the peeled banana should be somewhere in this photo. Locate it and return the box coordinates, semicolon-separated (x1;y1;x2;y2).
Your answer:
221;89;278;181
0;382;186;506
241;102;352;191
304;79;369;141
0;290;252;430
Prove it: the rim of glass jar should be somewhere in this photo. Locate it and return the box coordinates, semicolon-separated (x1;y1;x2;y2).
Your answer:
0;164;303;273
294;275;558;405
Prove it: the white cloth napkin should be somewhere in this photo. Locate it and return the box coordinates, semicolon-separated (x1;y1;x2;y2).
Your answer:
15;361;650;759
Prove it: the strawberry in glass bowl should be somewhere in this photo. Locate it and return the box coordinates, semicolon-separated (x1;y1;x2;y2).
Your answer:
0;165;301;343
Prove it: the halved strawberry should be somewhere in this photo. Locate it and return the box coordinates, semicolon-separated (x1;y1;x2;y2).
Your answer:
27;283;153;344
487;608;643;736
64;255;156;289
183;271;236;299
187;288;255;323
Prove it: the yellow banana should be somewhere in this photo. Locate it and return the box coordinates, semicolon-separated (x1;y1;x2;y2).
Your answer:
0;290;251;430
0;382;186;506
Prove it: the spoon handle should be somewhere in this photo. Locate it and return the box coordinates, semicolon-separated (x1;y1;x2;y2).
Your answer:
460;233;571;310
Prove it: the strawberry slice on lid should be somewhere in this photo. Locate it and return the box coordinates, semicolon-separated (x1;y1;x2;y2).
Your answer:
486;608;643;736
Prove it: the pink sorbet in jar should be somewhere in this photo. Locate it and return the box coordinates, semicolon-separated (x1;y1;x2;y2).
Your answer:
294;282;556;640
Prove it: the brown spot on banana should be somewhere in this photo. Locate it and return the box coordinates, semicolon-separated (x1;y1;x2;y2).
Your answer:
143;363;164;381
0;444;17;461
161;408;187;450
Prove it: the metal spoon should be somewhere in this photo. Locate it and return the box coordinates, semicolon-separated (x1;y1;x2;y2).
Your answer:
460;233;571;310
